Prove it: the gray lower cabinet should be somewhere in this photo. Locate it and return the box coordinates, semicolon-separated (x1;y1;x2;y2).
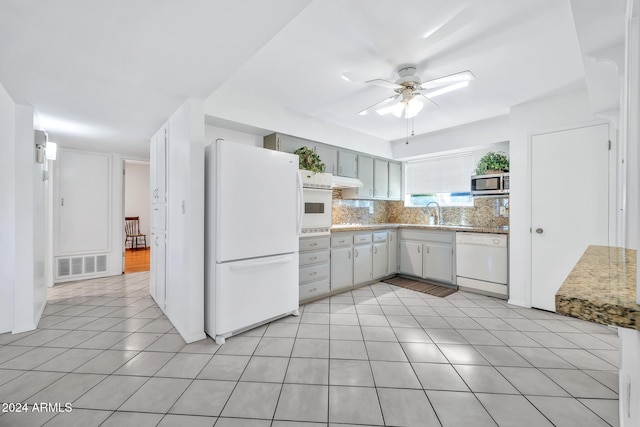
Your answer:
388;230;398;274
299;236;331;301
353;244;372;284
398;229;455;285
330;246;353;291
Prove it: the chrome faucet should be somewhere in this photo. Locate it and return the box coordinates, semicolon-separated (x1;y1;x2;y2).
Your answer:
425;201;443;225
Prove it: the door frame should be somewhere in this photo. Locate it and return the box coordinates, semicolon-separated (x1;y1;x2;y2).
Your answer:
121;157;151;274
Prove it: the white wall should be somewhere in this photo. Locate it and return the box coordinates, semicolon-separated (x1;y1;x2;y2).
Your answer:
508;87;614;307
390;115;510;160
163;98;205;343
0;82;48;334
124;161;151;241
205;125;264;147
13;104;48;332
0;83;16;334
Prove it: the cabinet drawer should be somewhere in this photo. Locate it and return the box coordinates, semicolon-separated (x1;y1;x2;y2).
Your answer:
299;250;330;266
353;233;372;244
299;263;330;285
331;234;352;247
300;280;330;301
300;236;330;251
373;231;388;242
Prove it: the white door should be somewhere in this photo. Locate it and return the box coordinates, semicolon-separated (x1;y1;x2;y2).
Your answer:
56;150;110;254
531;124;610;311
213;142;300;262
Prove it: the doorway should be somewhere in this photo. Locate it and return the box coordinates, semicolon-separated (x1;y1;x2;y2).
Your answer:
123;160;151;273
530;123;610;311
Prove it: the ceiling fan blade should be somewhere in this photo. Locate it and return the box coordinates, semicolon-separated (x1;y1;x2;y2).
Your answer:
358;95;399;116
419;70;475;90
417;94;440;112
364;79;403;90
376;99;403;116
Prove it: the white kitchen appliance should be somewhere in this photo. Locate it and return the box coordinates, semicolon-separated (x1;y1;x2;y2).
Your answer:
205;140;302;344
300;171;333;237
456;232;508;299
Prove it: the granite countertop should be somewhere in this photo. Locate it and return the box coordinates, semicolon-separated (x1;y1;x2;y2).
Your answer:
331;223;509;234
556;245;639;330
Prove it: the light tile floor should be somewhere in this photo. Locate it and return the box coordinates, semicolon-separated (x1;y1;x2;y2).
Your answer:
0;272;619;426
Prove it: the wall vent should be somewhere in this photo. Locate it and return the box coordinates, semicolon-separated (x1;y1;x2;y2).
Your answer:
56;254;109;279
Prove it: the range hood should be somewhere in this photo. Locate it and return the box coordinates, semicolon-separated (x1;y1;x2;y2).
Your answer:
331;175;363;188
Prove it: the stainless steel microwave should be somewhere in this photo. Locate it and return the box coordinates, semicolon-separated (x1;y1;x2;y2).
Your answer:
471;173;509;196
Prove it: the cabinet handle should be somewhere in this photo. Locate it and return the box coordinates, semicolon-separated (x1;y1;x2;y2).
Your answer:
369;189;373;196
308;288;317;293
309;256;317;261
354;249;359;257
374;247;377;254
310;242;318;247
427;246;430;254
309;271;317;276
339;166;343;174
374;189;377;196
417;246;420;253
389;235;393;241
348;250;351;259
155;237;159;246
61;198;64;206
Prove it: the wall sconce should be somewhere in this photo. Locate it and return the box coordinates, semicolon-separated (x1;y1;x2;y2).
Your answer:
35;130;47;164
34;130;57;163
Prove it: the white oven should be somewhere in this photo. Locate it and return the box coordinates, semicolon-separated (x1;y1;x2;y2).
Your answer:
300;172;332;236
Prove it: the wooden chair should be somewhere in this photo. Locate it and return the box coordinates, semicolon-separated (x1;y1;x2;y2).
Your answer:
125;216;147;250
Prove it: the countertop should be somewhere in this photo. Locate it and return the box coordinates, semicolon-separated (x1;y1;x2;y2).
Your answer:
555;245;639;330
330;223;509;234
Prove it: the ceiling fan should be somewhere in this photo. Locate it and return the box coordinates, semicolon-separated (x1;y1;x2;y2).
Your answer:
358;66;475;119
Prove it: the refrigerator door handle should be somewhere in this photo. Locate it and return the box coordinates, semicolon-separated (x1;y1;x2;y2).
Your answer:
229;255;293;271
296;170;304;235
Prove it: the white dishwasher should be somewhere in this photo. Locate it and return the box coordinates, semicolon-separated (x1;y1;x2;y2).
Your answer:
456;232;508;299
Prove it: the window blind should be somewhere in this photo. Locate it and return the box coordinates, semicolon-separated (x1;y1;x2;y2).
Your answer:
405;152;473;194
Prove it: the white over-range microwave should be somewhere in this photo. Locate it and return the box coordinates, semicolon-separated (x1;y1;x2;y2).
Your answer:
470;172;509;196
300;172;332;236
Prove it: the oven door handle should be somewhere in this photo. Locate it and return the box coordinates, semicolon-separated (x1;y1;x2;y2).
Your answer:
296;170;304;236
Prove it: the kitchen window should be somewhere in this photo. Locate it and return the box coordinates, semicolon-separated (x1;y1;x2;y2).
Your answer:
405;153;474;207
405;192;472;208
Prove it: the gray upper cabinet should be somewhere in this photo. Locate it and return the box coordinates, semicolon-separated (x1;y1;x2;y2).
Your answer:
373;158;389;199
264;133;309;154
357;155;374;198
388;161;402;200
314;144;338;175
337;150;357;178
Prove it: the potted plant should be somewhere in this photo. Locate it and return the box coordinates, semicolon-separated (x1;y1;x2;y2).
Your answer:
294;146;325;173
475;151;509;175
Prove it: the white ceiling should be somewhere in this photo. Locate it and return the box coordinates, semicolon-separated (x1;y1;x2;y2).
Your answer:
0;0;602;158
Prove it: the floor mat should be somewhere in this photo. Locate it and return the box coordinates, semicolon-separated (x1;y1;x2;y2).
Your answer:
382;276;457;298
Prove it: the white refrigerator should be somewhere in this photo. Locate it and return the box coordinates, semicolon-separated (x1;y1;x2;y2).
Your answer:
205;140;302;344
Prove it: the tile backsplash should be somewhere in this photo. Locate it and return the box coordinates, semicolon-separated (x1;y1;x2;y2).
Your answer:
332;190;509;228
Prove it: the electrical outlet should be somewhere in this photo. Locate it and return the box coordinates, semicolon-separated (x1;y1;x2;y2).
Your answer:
499;206;508;217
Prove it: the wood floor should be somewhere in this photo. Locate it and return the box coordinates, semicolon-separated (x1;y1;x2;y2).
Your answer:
124;247;150;273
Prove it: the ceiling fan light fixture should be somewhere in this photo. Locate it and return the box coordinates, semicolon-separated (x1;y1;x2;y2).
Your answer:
390;102;406;118
405;97;424;119
427;80;469;98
